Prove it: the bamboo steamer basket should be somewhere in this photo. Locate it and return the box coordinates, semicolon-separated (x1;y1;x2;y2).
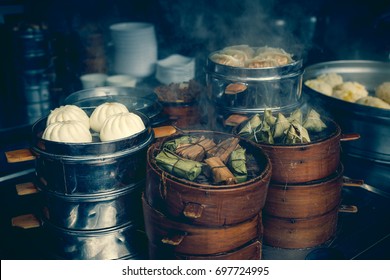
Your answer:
144;130;272;226
263;206;339;249
149;240;262;260
264;165;344;219
234;118;359;184
142;195;263;255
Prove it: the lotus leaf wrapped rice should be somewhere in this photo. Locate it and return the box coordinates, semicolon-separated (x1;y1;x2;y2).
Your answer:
155;149;203;181
228;147;248;183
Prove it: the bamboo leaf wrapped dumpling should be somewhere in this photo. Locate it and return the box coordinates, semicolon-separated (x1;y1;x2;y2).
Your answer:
272;113;290;138
228;147;248;183
264;109;276;126
163;135;200;152
155;148;203;181
253;120;274;144
284;120;311;144
238;114;262;136
288;109;303;124
303;109;327;132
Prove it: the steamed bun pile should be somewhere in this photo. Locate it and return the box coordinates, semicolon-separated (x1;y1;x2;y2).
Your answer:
305;73;390;110
42;102;145;143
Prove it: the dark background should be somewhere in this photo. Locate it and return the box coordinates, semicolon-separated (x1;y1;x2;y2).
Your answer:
0;0;389;136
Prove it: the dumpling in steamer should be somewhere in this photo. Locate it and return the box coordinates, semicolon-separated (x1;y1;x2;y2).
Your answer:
222;45;255;59
42;121;92;143
210;53;244;67
355;96;390;109
47;105;90;129
375;82;390;104
304;79;333;96
332;82;368;102
99;112;146;142
317;73;343;88
90;102;129;132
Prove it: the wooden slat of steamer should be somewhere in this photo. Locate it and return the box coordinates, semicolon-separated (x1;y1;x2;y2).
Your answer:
11;214;40;229
15;182;38;196
5;149;35;163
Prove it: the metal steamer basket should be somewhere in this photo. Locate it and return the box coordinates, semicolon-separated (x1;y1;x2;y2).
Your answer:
32;111;154;194
303;60;390;192
205;51;304;117
31;110;154;259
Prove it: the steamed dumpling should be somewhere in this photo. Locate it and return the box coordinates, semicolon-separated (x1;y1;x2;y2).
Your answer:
375;82;390;104
47;105;90;129
210;53;244;67
317;73;343;88
90;102;129;132
42;121;92;143
305;79;333;96
355;96;390;109
99;112;145;142
332;82;369;102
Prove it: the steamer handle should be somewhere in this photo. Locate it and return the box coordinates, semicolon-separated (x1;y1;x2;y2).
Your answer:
339;205;358;213
153;126;177;139
183;203;204;219
11;214;41;229
340;133;360;142
161;234;185;246
342;177;364;187
5;148;35;163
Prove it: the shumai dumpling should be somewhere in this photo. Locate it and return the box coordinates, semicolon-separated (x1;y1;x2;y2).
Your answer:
332;82;368;102
210;53;244;67
355;96;390;109
90;102;129;132
317;73;343;88
305;79;333;96
375;82;390;104
99;112;145;142
46;105;90;129
42;121;92;143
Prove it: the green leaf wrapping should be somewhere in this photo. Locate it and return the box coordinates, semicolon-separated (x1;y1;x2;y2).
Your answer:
155;148;203;181
228;147;248;183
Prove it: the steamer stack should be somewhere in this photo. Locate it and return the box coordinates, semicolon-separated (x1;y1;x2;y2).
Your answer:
31;110;154;259
142;131;272;260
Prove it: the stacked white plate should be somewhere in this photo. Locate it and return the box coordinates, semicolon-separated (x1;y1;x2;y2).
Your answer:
110;22;157;78
155;54;195;85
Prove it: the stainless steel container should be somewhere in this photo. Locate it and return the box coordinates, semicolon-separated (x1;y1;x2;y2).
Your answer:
39;181;144;230
205;50;303;114
303;60;390;163
43;221;148;260
31;110;154;194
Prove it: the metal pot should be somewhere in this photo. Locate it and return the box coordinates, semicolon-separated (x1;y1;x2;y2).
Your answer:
303;60;390;163
39;181;144;230
43;221;147;260
205;50;303;114
31;110;154;194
